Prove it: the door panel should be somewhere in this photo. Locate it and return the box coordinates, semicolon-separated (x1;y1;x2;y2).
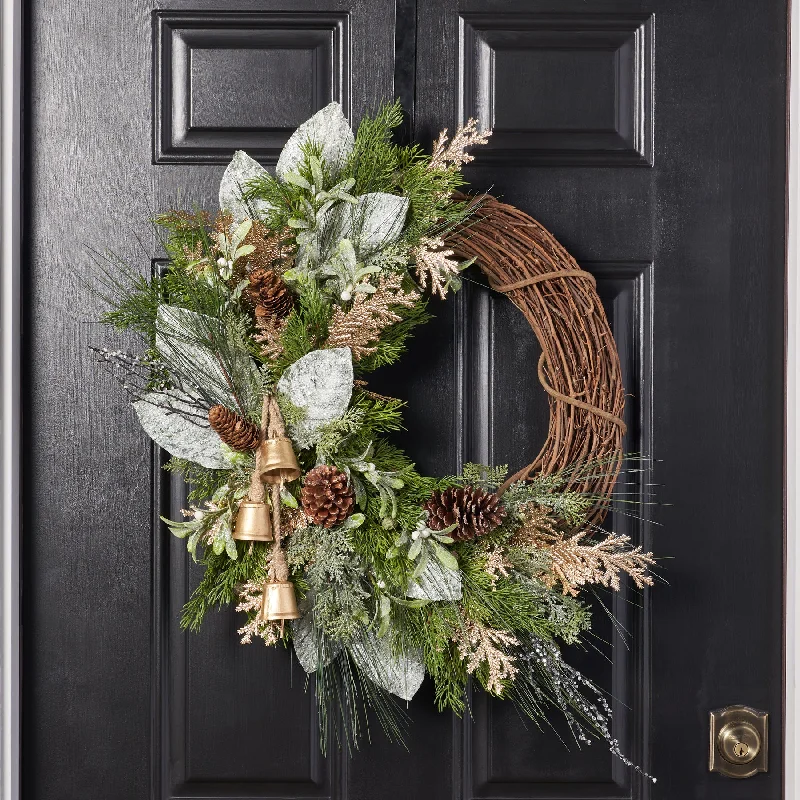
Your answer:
149;3;397;798
22;0;787;798
154;10;351;164
415;0;786;797
422;264;652;798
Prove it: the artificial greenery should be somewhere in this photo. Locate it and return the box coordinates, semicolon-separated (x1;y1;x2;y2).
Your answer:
95;101;655;779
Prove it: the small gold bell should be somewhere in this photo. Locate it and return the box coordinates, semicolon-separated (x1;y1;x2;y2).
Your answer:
259;580;301;621
232;501;273;541
259;437;301;485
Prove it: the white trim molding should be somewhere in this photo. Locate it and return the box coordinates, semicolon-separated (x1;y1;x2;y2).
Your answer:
1;0;22;798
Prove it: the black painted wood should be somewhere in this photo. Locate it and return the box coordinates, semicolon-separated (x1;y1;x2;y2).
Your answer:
154;11;350;163
21;0;786;798
416;1;786;797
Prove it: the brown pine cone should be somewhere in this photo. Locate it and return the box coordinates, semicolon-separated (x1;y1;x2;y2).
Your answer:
246;268;294;319
424;486;506;541
301;465;355;528
207;405;261;452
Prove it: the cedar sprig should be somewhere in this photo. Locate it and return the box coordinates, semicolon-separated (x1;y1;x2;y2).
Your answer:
452;620;518;695
521;523;655;596
429;119;492;172
236;580;280;645
411;236;465;299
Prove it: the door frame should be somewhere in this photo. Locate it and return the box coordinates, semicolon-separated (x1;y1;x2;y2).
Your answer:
0;3;796;800
786;0;799;792
1;0;23;798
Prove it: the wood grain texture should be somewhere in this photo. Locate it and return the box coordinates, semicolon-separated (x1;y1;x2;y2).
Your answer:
23;1;155;799
417;0;786;796
150;1;399;799
21;0;788;797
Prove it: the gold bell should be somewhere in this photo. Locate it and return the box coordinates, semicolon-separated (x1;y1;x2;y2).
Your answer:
259;437;301;485
259;580;301;621
232;501;273;541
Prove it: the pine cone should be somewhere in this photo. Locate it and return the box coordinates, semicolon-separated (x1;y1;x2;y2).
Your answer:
208;405;261;452
301;465;355;528
246;268;294;319
424;486;506;541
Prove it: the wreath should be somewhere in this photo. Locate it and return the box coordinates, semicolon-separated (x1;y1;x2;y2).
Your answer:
96;102;655;777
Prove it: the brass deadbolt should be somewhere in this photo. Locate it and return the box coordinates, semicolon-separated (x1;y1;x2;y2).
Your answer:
709;706;768;778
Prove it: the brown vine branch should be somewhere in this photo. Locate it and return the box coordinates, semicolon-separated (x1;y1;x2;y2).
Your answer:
446;196;627;523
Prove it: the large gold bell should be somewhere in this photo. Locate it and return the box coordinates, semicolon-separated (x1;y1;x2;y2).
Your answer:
259;437;301;484
259;580;301;621
232;501;273;541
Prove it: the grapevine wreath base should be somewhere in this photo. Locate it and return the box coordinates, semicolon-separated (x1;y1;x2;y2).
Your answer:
95;102;655;779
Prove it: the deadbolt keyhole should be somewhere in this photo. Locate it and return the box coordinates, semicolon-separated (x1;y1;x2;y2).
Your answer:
733;742;749;758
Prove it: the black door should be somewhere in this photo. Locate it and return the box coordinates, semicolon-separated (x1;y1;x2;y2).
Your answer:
22;0;787;798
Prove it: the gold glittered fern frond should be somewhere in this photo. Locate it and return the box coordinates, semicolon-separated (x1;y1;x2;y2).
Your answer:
508;503;561;547
254;314;287;359
429;119;492;171
508;502;654;596
534;529;655;597
411;236;462;299
484;545;512;586
452;620;518;695
326;274;419;359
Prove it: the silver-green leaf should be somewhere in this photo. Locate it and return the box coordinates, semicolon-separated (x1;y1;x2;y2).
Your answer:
155;304;261;411
292;610;342;673
218;150;273;224
349;631;425;702
333;192;409;257
407;558;463;602
276;102;354;180
133;390;228;469
276;347;353;448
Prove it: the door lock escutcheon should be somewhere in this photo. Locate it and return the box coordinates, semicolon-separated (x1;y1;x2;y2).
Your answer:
709;705;768;778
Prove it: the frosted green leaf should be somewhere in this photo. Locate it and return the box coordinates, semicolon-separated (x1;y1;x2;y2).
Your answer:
187;531;201;561
341;513;365;530
280;486;299;508
276;102;354;180
283;171;312;190
433;542;459;572
155;304;261;411
407;559;462;602
234;244;255;259
349;631;425;702
410;547;429;581
219;150;273;224
309;156;324;192
292;611;341;673
133;389;228;469
334;192;409;256
276;347;353;449
377;595;391;637
231;219;252;245
408;538;423;561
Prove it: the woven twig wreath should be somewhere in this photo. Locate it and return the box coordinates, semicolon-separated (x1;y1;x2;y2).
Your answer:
446;197;626;521
95;105;659;775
